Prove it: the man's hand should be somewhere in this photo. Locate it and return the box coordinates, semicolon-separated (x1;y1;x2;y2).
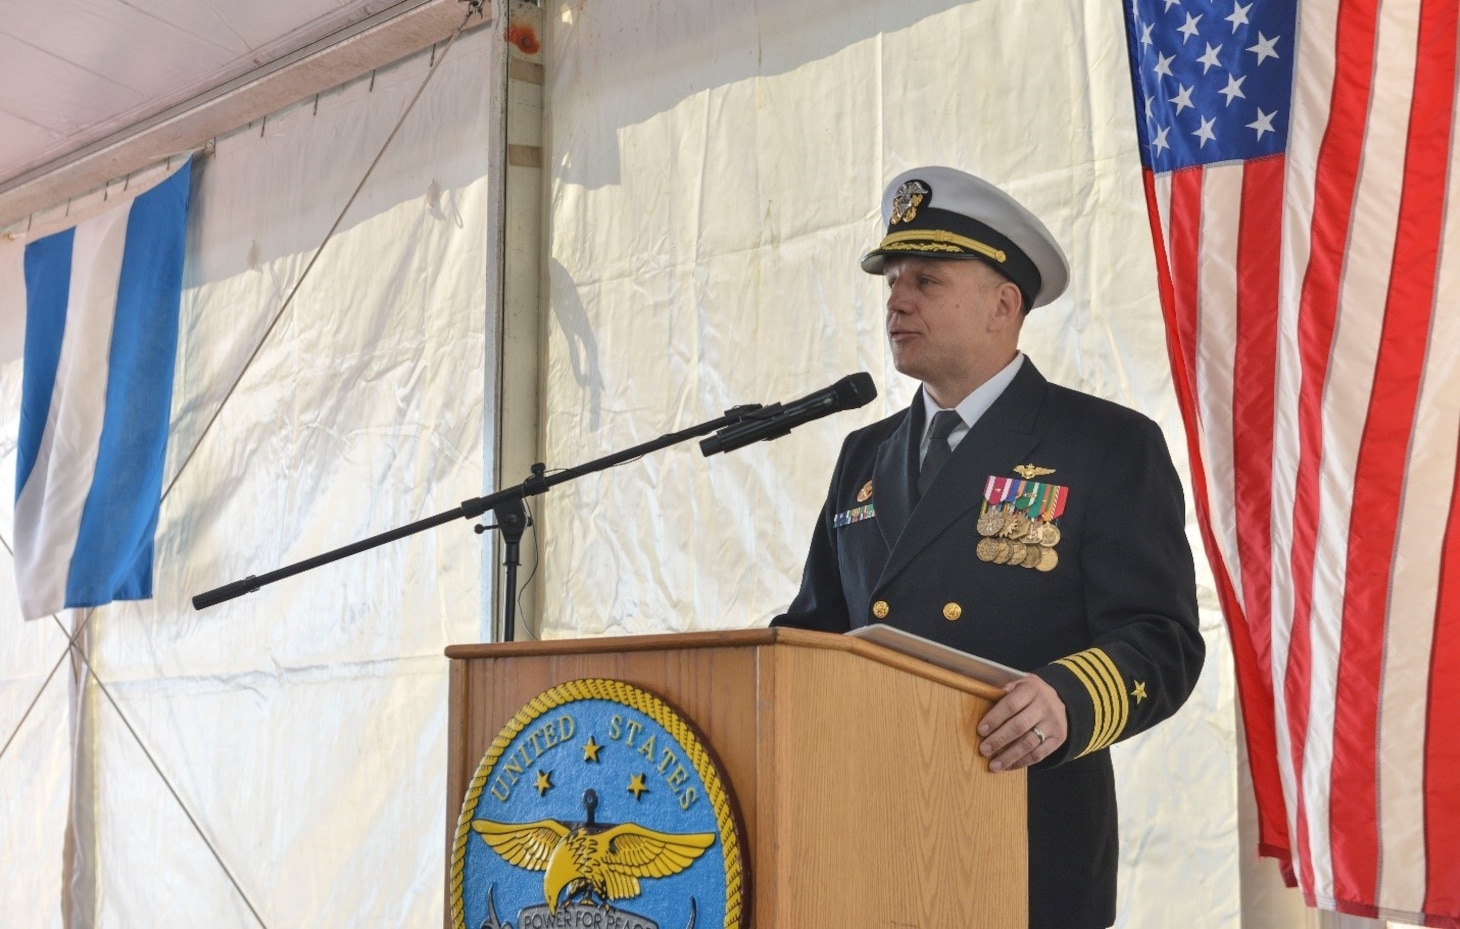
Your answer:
977;674;1068;772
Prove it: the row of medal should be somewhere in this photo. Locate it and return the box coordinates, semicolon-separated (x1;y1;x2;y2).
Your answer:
976;504;1060;572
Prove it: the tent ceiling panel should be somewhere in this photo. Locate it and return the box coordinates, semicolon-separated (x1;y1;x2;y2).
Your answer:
1;0;246;104
0;0;485;226
0;108;64;157
1;0;245;94
0;29;151;135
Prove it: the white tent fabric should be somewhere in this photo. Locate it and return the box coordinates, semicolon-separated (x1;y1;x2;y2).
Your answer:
0;28;495;928
539;0;1238;925
2;3;1390;926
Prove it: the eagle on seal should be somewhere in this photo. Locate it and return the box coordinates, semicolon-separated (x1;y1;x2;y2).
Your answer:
471;789;715;912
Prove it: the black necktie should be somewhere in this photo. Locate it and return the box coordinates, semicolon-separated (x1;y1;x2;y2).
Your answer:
918;410;963;497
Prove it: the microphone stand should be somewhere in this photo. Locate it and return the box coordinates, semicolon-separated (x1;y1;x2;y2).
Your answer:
192;403;764;641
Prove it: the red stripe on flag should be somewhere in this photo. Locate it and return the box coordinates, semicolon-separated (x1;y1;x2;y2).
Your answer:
1169;168;1203;389
1427;440;1460;920
1419;0;1460;917
1142;165;1294;863
1232;156;1282;680
1287;0;1381;899
1231;155;1294;860
1330;0;1460;906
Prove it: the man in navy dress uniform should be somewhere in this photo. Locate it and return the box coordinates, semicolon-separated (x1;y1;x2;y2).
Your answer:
772;166;1205;928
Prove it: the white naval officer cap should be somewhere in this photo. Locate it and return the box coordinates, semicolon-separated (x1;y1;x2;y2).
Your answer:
860;166;1071;310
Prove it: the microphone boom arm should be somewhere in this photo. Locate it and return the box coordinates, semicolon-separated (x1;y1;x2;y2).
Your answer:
191;403;765;624
192;370;876;642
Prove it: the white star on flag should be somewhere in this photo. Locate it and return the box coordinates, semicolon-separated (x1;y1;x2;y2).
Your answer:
1198;42;1224;74
1248;31;1281;65
1154;51;1175;77
1225;0;1251;32
1170;83;1196;114
1178;12;1203;43
1247;107;1277;139
1150;124;1171;154
1192;115;1217;147
1219;73;1247;105
1141;22;1155;47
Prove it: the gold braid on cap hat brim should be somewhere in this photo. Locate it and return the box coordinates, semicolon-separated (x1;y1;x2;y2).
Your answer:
875;229;1008;264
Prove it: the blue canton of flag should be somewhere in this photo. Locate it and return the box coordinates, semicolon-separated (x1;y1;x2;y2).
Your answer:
1126;0;1298;172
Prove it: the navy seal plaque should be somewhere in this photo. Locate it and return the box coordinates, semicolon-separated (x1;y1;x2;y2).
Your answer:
449;679;748;929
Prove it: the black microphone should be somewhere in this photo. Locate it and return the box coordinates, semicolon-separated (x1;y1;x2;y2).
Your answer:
699;372;878;456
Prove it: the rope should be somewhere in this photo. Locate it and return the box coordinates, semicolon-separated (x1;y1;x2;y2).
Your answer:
159;1;485;506
3;1;485;762
0;529;97;767
52;615;272;929
1;4;490;921
0;608;92;765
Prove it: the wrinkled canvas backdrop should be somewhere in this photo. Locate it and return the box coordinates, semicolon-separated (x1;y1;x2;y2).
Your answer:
539;1;1238;926
0;29;495;928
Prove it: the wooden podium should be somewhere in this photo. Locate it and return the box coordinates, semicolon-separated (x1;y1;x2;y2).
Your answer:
445;627;1027;927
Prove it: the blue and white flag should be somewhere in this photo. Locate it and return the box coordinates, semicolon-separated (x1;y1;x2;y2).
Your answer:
13;160;191;620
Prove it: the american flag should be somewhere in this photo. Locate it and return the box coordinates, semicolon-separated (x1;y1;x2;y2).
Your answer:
1124;0;1460;924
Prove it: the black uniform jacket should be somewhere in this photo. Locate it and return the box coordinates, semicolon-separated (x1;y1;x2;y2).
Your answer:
772;359;1204;928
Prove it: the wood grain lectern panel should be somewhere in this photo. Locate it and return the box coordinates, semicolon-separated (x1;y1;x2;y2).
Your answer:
445;627;1027;927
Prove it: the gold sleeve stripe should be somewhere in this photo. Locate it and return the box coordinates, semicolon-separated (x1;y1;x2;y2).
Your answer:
1084;649;1130;751
1054;655;1108;757
1080;648;1132;753
1066;651;1120;753
1055;648;1130;757
876;229;1008;263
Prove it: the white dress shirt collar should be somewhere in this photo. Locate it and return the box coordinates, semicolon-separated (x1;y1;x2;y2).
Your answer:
918;352;1025;461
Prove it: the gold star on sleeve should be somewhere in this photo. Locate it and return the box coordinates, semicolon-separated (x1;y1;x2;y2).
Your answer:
627;773;649;800
1131;681;1148;704
582;737;602;762
535;770;553;796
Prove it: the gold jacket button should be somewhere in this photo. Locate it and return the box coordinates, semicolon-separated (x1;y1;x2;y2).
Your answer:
943;602;962;621
872;600;890;619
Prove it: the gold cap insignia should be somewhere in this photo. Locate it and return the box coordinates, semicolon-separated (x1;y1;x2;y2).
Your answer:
856;480;874;503
890;180;930;225
1014;464;1056;479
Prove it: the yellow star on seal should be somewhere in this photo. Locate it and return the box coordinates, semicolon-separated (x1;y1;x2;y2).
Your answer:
1131;681;1148;704
535;770;553;796
627;773;649;800
582;736;602;763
